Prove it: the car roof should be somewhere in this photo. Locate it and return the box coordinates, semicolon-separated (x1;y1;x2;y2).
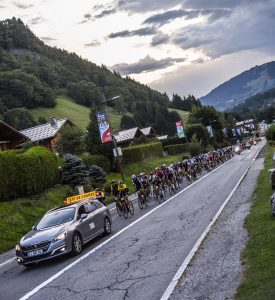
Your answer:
47;199;101;214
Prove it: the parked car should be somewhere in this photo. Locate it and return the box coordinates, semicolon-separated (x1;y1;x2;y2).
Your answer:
15;200;112;267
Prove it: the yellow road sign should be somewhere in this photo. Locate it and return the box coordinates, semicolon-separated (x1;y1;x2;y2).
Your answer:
64;191;97;205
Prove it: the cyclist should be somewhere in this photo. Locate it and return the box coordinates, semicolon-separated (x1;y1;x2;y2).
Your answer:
132;174;142;193
117;181;128;199
95;188;106;205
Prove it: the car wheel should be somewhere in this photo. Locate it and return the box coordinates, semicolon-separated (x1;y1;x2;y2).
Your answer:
104;217;112;235
71;233;82;256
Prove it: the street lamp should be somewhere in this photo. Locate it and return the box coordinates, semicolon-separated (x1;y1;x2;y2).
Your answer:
102;95;125;181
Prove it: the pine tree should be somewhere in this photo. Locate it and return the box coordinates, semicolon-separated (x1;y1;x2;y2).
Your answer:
62;154;89;187
89;165;106;188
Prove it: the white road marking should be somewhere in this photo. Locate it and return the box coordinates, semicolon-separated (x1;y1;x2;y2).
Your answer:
160;143;265;300
20;153;241;300
0;258;15;268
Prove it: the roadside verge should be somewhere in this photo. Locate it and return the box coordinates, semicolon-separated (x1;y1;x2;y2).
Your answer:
236;143;275;300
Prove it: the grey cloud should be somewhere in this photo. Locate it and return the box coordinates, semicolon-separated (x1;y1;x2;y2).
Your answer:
143;10;191;25
13;2;33;9
168;1;275;59
108;27;157;39
29;16;46;25
41;37;57;42
79;13;92;24
192;58;205;64
95;8;117;19
112;55;185;75
151;33;170;46
85;40;101;47
143;8;231;26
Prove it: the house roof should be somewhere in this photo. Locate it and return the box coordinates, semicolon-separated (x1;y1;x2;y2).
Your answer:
140;127;157;136
20;118;68;142
114;127;142;142
0;120;28;142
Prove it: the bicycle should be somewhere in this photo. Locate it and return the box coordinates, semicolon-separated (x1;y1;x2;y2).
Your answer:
138;188;149;209
118;196;134;219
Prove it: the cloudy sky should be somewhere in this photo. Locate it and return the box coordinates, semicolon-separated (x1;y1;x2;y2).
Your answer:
1;0;275;98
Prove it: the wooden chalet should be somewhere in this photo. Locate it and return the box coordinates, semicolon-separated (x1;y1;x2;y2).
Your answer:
0;120;28;151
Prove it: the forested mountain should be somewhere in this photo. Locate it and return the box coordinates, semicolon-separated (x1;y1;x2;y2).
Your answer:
232;88;275;123
0;18;181;134
200;61;275;111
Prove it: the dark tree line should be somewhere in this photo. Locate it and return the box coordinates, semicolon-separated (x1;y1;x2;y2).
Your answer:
170;94;202;111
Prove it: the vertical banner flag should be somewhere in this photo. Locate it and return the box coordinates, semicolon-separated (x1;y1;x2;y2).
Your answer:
176;121;185;138
96;112;113;143
207;125;213;137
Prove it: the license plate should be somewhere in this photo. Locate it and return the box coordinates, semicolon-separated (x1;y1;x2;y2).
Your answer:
27;249;43;257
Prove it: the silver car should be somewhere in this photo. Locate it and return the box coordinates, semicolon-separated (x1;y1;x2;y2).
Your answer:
15;200;112;266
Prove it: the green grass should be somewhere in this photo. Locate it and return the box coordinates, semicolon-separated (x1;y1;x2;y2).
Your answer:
169;108;189;124
31;96;128;130
236;144;275;299
107;153;184;193
0;186;73;253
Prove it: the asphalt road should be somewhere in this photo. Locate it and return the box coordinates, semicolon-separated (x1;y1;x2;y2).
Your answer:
0;141;264;300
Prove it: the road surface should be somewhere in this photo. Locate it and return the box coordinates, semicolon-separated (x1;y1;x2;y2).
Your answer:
0;141;264;300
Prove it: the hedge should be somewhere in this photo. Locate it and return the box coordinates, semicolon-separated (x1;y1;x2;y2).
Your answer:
123;142;163;164
164;144;190;155
0;147;59;201
162;136;186;147
80;154;111;172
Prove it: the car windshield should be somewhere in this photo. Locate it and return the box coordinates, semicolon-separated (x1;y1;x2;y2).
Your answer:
36;208;75;230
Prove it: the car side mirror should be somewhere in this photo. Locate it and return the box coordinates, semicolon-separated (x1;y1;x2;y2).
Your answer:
80;213;88;220
32;226;36;231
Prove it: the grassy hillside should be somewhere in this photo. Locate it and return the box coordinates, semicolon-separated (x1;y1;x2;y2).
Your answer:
169;108;189;124
31;96;129;130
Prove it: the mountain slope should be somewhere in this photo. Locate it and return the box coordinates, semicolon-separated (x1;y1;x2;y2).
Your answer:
0;18;183;135
31;96;132;130
200;61;275;111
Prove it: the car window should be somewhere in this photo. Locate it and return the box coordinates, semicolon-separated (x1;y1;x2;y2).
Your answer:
93;201;103;209
84;203;92;213
77;205;86;218
90;203;98;212
36;208;75;230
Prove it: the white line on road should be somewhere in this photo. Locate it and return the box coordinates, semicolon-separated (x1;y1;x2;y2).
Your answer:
0;258;14;268
20;152;240;300
160;143;265;300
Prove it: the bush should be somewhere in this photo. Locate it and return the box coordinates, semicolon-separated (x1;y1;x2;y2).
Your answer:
164;144;190;155
123;142;163;164
266;125;275;141
162;136;186;147
0;147;59;201
190;143;201;157
81;154;111;172
89;165;106;188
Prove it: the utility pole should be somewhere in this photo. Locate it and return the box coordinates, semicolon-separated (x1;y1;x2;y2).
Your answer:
102;95;125;181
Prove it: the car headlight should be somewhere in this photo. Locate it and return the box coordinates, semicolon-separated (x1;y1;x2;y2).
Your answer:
15;244;20;251
53;231;67;243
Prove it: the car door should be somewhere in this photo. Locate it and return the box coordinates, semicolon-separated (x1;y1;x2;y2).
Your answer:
87;202;104;237
76;204;92;243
